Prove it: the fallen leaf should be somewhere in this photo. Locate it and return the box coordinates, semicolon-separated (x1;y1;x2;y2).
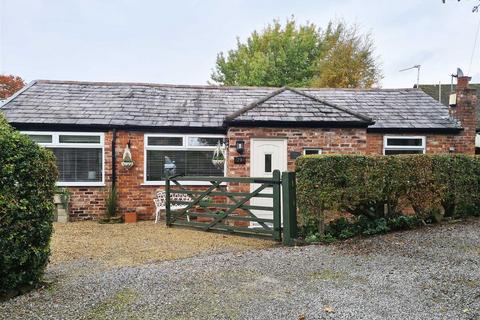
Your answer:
323;306;335;313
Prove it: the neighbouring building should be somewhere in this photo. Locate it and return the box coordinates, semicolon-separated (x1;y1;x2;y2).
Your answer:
421;81;480;153
0;76;477;221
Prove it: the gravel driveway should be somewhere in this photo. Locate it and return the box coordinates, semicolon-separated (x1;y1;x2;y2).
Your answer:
1;219;479;320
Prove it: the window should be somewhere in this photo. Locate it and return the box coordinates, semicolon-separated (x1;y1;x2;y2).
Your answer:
304;148;322;155
383;136;426;155
145;134;225;184
264;154;272;173
23;132;104;186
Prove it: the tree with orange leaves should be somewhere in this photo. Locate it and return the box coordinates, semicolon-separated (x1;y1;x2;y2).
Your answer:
0;75;26;100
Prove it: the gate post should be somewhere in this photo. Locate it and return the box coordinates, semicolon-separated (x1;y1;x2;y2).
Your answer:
165;176;172;227
272;170;282;241
282;171;297;246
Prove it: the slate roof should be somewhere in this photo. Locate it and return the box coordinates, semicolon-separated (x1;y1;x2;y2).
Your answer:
226;87;373;124
420;83;480;128
0;80;461;131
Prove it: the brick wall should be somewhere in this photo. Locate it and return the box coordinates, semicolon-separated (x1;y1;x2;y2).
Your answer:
449;77;477;155
115;131;159;220
226;127;368;193
67;130;214;221
366;133;460;155
67;130;159;221
68;131;112;220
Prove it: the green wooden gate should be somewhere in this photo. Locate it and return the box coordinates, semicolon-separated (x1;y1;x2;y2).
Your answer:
165;170;297;245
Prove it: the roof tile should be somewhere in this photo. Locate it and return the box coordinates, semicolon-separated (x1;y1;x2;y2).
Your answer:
0;80;460;130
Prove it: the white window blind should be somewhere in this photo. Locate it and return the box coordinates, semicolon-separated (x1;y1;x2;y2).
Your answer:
144;134;225;183
23;131;105;186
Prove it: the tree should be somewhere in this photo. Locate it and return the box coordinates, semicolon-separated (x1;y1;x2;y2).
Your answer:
310;22;381;88
443;0;480;13
211;18;382;88
0;75;26;100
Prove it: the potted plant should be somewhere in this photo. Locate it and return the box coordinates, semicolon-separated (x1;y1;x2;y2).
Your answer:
199;196;213;208
124;210;137;223
99;187;122;224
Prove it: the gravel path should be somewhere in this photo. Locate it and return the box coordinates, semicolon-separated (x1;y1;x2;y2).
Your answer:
1;219;479;320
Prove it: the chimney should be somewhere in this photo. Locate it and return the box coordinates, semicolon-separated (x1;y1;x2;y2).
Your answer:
457;75;471;90
449;74;477;154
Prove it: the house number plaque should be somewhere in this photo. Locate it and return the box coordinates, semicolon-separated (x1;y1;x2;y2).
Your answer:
234;156;246;164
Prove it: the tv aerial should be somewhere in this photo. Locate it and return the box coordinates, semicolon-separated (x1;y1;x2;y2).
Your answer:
399;64;421;88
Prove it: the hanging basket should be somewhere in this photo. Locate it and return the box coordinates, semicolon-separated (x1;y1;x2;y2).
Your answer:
212;142;226;169
121;160;134;170
121;144;135;170
212;159;225;168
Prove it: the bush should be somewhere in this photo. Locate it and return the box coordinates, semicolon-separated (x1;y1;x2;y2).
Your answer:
431;155;480;217
0;115;57;297
302;215;422;244
296;154;479;241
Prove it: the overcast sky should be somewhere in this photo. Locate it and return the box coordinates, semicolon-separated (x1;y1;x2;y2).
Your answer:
1;0;480;88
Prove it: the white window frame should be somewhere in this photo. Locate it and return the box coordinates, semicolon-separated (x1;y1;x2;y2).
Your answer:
143;133;226;186
383;135;426;155
22;131;105;186
303;148;323;155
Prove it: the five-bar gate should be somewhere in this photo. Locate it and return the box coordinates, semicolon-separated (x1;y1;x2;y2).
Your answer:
165;170;297;245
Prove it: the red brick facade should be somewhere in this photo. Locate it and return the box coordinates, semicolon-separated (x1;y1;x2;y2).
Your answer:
68;130;158;221
227;127;367;179
68;131;112;220
64;82;477;221
366;133;461;155
449;76;477;155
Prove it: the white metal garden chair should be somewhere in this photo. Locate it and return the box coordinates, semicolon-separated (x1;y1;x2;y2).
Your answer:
154;191;193;223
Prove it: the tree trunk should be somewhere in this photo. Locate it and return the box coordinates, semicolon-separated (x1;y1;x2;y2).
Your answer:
317;209;325;236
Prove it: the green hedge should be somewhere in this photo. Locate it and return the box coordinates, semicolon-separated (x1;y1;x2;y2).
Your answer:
296;154;479;241
0;115;57;297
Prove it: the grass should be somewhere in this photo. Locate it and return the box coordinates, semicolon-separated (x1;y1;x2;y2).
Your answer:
84;288;139;320
308;269;347;281
50;221;275;267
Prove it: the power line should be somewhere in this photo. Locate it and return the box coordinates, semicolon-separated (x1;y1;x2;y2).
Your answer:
0;0;5;74
468;15;480;74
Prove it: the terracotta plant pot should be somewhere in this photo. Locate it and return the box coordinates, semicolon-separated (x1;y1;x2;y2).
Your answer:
124;212;137;223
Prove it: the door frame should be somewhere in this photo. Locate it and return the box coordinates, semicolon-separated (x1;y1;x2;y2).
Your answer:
249;138;288;178
249;138;288;226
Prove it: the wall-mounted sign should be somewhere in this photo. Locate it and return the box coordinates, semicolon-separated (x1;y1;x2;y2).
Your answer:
234;156;246;164
290;151;301;160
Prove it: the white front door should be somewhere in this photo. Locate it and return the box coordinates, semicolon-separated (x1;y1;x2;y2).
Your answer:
250;139;288;224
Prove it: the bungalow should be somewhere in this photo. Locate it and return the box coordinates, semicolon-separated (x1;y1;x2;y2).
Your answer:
0;76;477;221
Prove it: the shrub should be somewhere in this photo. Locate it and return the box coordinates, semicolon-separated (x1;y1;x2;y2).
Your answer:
296;154;479;241
432;155;479;217
0;115;57;297
302;214;422;244
106;186;118;218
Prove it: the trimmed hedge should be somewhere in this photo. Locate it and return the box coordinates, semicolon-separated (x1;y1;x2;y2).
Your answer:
296;154;480;241
0;115;57;297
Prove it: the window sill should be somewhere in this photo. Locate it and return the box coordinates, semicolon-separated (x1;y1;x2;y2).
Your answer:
56;182;105;187
141;181;227;186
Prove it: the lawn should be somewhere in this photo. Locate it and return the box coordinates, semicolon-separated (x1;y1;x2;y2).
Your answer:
50;221;276;267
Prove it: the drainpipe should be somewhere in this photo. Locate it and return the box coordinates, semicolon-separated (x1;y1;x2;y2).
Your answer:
112;128;117;190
